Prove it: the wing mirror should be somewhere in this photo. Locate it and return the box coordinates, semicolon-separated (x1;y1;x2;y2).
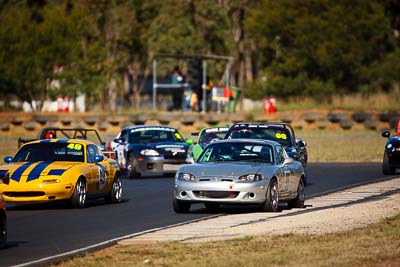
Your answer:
4;156;12;163
283;157;295;165
95;155;104;162
185;138;195;145
113;138;124;144
382;131;390;138
296;138;307;148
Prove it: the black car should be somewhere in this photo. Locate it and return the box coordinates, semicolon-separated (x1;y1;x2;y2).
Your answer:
0;176;6;249
381;131;400;174
224;122;308;168
111;125;194;178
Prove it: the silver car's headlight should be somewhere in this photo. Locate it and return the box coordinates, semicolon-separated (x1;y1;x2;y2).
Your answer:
140;149;159;156
177;173;196;182
238;173;263;182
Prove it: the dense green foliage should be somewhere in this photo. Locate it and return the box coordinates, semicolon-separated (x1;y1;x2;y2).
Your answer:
0;0;400;110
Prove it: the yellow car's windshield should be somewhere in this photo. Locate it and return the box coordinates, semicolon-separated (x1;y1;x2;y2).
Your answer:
13;142;84;162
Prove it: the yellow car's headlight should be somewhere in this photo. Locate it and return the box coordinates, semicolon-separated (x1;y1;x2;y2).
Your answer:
43;179;60;184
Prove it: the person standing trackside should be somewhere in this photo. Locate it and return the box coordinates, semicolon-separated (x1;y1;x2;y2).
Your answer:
171;66;184;111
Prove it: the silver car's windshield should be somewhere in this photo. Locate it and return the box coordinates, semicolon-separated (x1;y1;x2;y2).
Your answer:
198;143;274;163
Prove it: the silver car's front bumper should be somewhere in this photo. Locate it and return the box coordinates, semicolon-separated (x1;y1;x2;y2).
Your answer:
174;180;269;204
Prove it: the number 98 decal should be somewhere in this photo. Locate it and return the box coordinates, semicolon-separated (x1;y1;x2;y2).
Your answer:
275;133;287;140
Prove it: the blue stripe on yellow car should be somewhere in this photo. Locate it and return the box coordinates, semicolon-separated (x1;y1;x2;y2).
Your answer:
48;169;65;175
40;139;65;144
11;162;32;182
26;161;54;182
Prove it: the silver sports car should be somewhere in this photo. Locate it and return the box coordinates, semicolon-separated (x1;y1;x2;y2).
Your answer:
173;139;305;213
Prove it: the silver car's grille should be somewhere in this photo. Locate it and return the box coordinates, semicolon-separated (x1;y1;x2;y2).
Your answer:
198;177;234;182
193;191;239;199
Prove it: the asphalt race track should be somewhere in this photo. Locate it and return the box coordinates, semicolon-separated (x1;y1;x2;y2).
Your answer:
0;162;390;267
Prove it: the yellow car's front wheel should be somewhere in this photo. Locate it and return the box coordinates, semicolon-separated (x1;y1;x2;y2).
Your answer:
70;177;86;208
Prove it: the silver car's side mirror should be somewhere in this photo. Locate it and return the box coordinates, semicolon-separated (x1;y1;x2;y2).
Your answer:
283;157;295;165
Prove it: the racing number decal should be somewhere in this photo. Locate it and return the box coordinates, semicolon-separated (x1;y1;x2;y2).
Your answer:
67;143;83;150
275;133;287;140
175;133;182;139
97;165;106;190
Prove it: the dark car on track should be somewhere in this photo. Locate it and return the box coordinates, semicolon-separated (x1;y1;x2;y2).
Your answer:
381;131;400;174
0;180;6;249
224;122;308;168
111;125;194;178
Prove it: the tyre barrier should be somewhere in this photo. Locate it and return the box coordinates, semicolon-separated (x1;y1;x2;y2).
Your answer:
33;114;58;125
340;120;354;130
352;112;370;123
82;115;98;126
0;111;398;135
316;120;329;129
23;121;38;131
0;122;10;131
280;114;294;124
303;112;323;124
364;119;379;130
327;113;345;123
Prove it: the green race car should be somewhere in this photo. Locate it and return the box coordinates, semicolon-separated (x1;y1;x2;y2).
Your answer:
191;126;230;161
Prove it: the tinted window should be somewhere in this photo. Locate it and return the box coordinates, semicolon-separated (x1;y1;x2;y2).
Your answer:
275;145;285;165
198;142;274;163
128;127;184;144
13;142;84;162
226;126;292;146
87;144;100;163
199;130;228;144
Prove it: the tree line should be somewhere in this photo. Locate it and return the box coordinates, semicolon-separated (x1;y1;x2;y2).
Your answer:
1;0;400;111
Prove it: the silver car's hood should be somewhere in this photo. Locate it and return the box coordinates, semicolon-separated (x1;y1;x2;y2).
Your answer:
179;162;268;177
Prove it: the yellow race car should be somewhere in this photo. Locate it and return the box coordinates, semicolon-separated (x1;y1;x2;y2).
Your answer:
0;139;122;208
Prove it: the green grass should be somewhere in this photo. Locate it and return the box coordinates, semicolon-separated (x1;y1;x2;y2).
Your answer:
296;128;386;163
275;91;400;112
55;214;400;267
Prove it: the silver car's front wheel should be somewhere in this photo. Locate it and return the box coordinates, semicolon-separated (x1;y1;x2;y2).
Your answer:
172;190;191;213
261;179;279;212
70;178;86;208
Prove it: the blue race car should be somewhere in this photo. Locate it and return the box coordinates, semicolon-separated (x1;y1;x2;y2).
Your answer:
111;125;194;178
